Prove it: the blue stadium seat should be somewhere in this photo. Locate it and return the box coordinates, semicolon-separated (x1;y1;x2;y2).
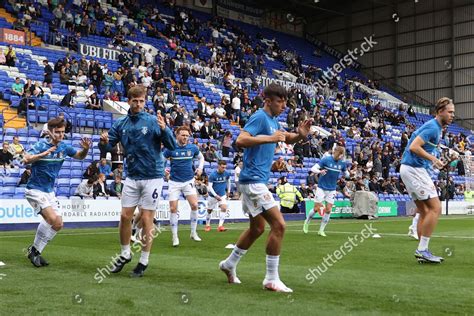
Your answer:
71;170;83;178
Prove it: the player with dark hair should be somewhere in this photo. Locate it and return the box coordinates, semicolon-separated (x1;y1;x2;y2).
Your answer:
219;83;312;292
303;145;348;236
205;160;231;232
24;117;91;267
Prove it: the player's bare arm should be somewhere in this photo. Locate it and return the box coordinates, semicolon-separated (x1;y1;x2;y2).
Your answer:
236;130;286;148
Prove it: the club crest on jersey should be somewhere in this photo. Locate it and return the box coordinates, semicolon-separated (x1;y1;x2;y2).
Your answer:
187;150;191;156
141;127;148;135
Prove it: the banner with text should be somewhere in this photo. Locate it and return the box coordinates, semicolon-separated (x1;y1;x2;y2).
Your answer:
0;199;246;225
305;200;398;218
0;28;25;45
257;76;317;96
216;0;262;26
79;43;131;61
305;33;361;70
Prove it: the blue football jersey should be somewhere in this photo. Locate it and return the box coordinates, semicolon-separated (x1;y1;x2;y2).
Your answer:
317;155;347;191
209;170;231;196
27;139;77;193
239;109;280;184
164;144;201;182
401;118;442;169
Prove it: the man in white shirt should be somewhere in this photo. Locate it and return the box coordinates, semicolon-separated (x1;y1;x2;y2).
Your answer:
231;96;241;121
141;72;153;89
145;49;153;64
215;106;226;118
84;84;96;98
234;161;242;195
74;176;97;198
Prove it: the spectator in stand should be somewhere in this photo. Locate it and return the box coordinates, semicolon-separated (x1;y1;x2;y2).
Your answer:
271;156;287;172
112;163;123;179
0;50;5;65
110;91;121;101
381;150;391;179
17;91;37;117
75;175;97;198
4;45;16;67
0;142;15;168
93;173;109;198
286;158;295;173
86;92;102;110
204;146;218;162
59;89;77;108
83;161;99;180
11;77;24;97
221;131;233;157
231;93;241;123
75;69;88;87
197;97;207;119
84;84;96;98
111;78;124;99
18;165;32;186
299;183;314;199
103;70;114;92
9;136;25;160
43;59;53;89
200;120;211;139
108;175;123;198
98;158;113;179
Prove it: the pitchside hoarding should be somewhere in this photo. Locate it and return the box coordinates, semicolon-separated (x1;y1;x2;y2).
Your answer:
0;199;246;225
304;200;398;218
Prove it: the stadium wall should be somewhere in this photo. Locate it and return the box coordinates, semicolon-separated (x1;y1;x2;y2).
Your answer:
306;0;474;129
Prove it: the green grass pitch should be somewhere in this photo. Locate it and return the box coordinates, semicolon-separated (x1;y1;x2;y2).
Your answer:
0;216;473;315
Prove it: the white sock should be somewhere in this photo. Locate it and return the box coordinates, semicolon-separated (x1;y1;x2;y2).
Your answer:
170;213;178;238
121;244;131;258
190;210;198;235
412;213;420;232
139;251;150;266
206;212;212;226
265;255;280;281
224;246;247;269
33;220;54;253
418;236;430;251
320;213;331;232
305;209;316;223
46;225;58;243
219;211;226;227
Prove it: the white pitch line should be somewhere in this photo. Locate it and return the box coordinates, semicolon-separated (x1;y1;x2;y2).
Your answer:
0;227;472;240
281;229;474;239
0;231;118;239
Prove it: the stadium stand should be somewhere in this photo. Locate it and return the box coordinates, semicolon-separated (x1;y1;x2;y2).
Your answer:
0;0;471;205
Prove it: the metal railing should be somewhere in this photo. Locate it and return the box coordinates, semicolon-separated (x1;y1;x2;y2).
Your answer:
43;31;77;51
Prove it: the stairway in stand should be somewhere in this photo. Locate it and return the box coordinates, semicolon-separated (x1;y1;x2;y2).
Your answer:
0;99;26;128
